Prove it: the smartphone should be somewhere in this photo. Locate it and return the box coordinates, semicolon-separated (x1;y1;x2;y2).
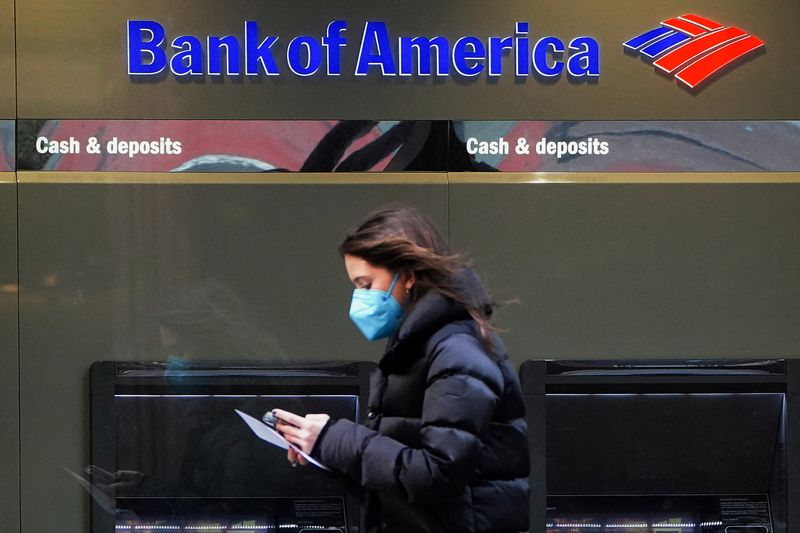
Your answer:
262;411;279;429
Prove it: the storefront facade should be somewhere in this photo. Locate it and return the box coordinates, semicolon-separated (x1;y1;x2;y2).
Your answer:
2;0;799;532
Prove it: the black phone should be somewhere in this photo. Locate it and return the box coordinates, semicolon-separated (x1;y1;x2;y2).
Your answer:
262;411;279;429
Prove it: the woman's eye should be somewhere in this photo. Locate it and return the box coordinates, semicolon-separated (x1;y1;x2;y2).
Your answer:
364;284;371;290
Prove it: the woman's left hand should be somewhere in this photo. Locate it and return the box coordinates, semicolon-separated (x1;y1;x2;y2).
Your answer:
273;409;330;455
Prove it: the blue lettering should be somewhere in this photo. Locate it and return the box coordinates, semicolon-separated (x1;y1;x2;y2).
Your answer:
515;22;529;76
128;20;166;75
398;36;449;76
322;20;347;75
244;21;280;76
532;36;564;78
453;36;485;77
287;36;323;76
567;37;600;78
124;19;601;82
488;36;513;77
170;35;203;76
208;35;241;75
356;21;396;76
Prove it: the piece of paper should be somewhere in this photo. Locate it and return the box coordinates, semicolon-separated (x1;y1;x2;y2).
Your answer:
234;409;331;471
63;467;118;515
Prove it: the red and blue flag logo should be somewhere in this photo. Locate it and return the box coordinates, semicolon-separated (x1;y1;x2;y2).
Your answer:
623;14;765;91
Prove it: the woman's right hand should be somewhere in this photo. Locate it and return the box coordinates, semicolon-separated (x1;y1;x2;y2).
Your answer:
287;446;309;467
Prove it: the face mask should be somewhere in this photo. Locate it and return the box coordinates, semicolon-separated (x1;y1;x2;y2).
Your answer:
349;272;405;341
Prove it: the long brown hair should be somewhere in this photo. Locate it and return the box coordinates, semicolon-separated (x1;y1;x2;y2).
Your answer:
338;205;498;347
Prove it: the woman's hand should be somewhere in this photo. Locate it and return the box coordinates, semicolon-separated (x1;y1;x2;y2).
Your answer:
273;409;330;466
286;446;307;466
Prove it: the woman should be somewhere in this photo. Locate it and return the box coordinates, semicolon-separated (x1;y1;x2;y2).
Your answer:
274;206;530;533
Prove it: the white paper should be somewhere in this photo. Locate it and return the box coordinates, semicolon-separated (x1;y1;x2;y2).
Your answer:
63;467;117;515
234;409;331;471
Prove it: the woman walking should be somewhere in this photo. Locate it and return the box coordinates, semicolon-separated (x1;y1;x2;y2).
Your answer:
274;205;530;533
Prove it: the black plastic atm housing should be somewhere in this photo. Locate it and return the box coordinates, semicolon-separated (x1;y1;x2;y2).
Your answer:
90;361;375;533
520;359;800;533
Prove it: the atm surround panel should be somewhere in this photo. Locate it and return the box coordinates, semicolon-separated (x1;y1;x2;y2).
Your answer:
90;361;374;533
521;359;796;533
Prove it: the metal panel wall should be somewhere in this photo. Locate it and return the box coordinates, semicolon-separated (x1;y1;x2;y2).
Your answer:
0;0;14;118
449;178;800;360
12;174;800;530
0;177;20;533
1;0;17;525
17;174;446;533
14;0;800;119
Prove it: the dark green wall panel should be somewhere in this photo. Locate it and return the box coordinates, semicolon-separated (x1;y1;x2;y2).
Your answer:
0;179;19;533
15;0;800;119
450;183;800;362
0;0;14;118
18;179;446;532
15;177;800;532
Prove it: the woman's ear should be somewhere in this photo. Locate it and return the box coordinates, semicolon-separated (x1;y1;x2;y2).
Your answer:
403;271;415;292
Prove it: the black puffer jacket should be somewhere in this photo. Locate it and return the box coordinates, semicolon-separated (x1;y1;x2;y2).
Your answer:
313;270;530;533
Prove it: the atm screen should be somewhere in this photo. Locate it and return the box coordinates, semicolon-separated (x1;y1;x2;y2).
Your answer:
113;394;357;498
90;362;372;533
543;393;783;533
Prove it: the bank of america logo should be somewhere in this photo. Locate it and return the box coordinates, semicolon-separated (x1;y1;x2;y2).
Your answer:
623;14;765;91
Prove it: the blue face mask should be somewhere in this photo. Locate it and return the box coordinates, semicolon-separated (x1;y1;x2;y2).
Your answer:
349;272;405;341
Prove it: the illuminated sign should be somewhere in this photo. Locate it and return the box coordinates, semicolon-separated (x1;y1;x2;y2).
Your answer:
623;14;765;91
125;14;769;91
127;20;600;81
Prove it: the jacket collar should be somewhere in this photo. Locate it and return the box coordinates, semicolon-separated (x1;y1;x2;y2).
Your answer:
379;268;491;373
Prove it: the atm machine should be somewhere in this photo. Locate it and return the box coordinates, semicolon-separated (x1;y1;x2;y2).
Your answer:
521;359;800;533
90;361;375;533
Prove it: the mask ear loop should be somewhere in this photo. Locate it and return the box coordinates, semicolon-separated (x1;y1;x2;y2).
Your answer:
384;272;400;300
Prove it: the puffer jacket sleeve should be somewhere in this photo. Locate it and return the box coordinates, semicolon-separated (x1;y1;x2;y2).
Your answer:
313;332;504;503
